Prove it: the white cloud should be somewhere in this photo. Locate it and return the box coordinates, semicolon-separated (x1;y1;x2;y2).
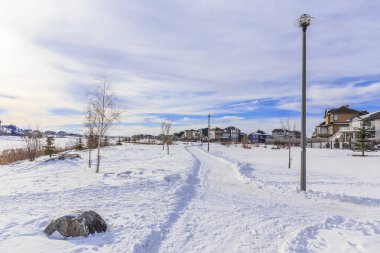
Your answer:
0;0;380;135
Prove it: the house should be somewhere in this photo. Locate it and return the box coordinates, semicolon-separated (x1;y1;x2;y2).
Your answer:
248;130;271;143
197;128;220;142
44;130;56;137
272;129;301;140
313;121;329;138
221;126;240;143
213;127;223;142
341;111;380;143
0;121;11;135
314;105;368;138
57;131;67;138
198;128;209;141
173;131;185;140
184;129;199;141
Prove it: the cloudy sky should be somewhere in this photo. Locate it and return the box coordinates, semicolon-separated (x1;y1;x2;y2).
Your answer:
1;0;380;136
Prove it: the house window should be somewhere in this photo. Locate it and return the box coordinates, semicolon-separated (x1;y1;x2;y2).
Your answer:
334;114;339;121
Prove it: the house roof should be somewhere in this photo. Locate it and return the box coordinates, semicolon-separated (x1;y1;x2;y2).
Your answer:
272;129;285;133
362;111;380;121
326;105;367;115
272;129;300;134
249;132;271;136
348;111;380;122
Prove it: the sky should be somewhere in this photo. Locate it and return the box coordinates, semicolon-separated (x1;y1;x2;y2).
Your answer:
1;0;380;136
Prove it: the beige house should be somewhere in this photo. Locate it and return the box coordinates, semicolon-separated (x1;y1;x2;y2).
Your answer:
314;105;368;138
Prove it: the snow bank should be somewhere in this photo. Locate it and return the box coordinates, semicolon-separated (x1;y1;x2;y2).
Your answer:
0;144;197;252
199;144;380;205
281;216;380;253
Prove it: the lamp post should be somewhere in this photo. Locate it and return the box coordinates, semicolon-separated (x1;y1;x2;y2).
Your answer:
208;114;210;152
295;14;315;191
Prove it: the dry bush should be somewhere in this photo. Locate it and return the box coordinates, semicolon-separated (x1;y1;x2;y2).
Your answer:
0;143;77;165
221;141;231;147
0;148;44;165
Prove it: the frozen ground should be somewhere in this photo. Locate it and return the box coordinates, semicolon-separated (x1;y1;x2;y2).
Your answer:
0;143;379;252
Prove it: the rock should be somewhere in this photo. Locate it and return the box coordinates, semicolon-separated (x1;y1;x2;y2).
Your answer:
58;153;81;160
45;153;81;162
44;211;107;237
81;211;108;235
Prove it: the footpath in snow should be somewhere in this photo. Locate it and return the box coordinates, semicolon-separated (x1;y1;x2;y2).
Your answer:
0;143;379;252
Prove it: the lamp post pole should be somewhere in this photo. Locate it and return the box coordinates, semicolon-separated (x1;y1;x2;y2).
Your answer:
208;114;210;152
301;25;307;191
296;14;315;191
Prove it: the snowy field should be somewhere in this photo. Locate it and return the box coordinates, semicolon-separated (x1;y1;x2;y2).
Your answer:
0;143;379;252
0;136;78;152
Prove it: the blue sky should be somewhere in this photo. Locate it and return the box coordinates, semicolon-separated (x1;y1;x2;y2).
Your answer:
1;0;380;136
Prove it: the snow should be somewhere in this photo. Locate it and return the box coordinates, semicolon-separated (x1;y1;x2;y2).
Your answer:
0;136;78;152
0;142;379;252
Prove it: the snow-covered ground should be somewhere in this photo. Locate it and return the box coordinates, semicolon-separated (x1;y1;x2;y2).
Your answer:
0;143;379;252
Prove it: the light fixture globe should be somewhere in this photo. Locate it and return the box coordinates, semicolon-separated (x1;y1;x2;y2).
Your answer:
295;14;315;28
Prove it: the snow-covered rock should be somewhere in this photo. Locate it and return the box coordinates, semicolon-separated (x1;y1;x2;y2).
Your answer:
44;211;107;237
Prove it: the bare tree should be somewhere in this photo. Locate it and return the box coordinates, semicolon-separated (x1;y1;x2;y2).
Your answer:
160;121;165;150
84;107;96;168
87;80;121;173
281;118;296;169
241;133;250;149
24;127;42;161
162;120;173;155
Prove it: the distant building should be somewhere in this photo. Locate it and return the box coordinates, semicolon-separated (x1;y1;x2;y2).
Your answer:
44;130;56;136
248;130;271;143
184;129;199;141
173;131;185;140
57;131;67;138
272;129;301;140
314;105;368;138
221;126;240;143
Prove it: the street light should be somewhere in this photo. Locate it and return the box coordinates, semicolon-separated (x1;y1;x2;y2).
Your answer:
295;14;315;191
208;114;211;152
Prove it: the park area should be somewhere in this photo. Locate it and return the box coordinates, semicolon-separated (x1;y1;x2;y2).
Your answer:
0;140;379;253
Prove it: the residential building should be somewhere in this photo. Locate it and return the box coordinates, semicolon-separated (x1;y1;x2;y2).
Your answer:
184;129;199;141
173;131;185;140
221;126;240;143
341;111;380;143
213;127;223;142
248;130;271;143
56;131;67;138
314;105;368;138
272;129;301;140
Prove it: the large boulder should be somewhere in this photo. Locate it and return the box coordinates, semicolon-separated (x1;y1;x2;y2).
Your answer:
44;211;107;237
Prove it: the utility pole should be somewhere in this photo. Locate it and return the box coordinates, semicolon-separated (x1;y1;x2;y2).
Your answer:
295;14;315;191
208;114;210;152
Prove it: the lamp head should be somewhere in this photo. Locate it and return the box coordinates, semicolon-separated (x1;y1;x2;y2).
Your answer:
295;14;315;30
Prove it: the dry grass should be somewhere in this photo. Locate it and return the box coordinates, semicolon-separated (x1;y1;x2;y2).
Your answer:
0;145;77;165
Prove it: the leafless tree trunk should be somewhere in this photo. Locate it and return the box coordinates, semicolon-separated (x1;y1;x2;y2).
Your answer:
87;80;121;173
281;118;296;169
24;127;42;161
161;121;165;150
84;107;96;168
162;120;173;155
